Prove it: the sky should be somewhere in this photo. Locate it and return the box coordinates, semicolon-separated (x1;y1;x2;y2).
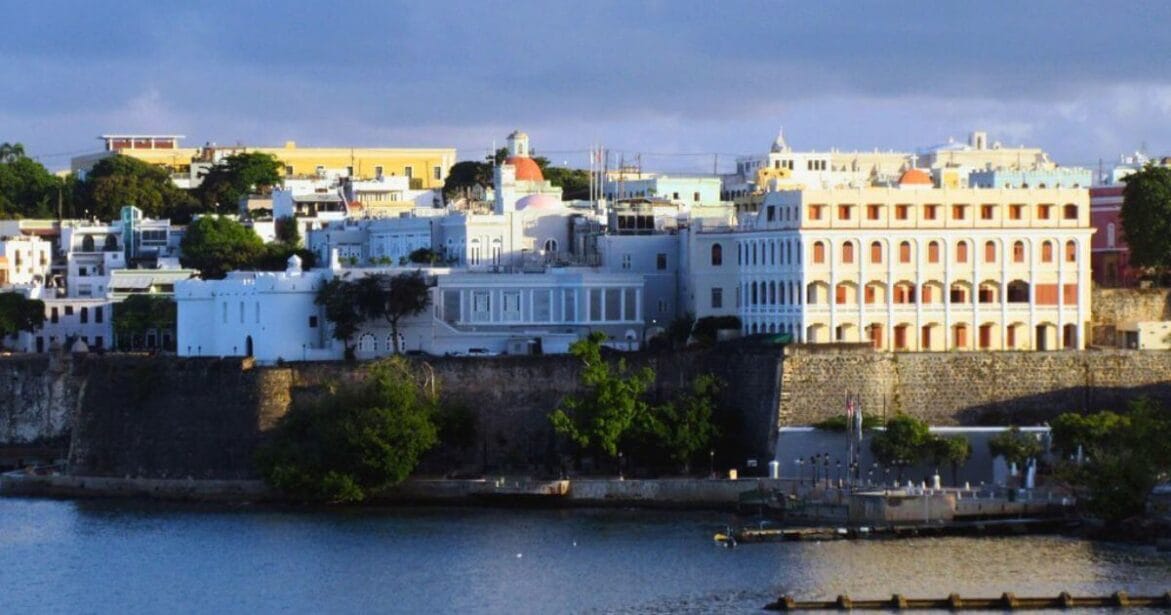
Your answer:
3;1;1170;174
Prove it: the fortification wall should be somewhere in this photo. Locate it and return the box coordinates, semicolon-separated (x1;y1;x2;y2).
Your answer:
1091;287;1171;346
0;354;82;446
780;345;1171;427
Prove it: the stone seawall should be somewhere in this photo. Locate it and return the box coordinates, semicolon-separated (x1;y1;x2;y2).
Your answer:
780;345;1171;426
1;345;783;481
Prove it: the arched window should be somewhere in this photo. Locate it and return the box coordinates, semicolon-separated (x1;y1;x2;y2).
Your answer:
899;241;911;264
956;241;969;264
1041;240;1054;263
928;241;940;264
1013;241;1025;263
812;241;826;264
81;235;95;252
543;239;558;253
1065;240;1077;262
842;242;854;264
104;235;118;251
870;241;882;264
984;241;996;263
711;243;723;266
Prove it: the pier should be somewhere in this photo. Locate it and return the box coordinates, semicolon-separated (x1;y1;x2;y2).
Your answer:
766;591;1171;611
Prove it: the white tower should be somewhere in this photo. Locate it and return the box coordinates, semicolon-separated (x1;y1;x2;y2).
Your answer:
507;130;530;157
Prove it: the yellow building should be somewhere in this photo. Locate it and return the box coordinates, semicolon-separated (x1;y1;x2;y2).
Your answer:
71;135;457;190
705;168;1093;352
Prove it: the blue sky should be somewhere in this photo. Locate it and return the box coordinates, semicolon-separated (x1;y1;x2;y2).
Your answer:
3;1;1170;172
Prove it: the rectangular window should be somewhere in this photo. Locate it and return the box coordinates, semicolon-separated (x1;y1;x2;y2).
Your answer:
956;242;969;263
374;165;384;178
471;291;491;323
808;205;824;220
284;165;294;175
433;166;442;180
404;166;413;178
767;206;775;222
656;253;667;270
924;205;938;220
51;307;58;323
65;306;74;316
866;204;881;220
711;287;723;309
693;192;700;202
345;166;354;177
895;204;910;220
980;204;995;220
95;306;103;324
502;291;522;322
80;307;88;324
1038;204;1052;220
837;205;852;220
309;316;318;328
952;204;966;220
1009;204;1024;220
621;254;632;270
984;242;996;263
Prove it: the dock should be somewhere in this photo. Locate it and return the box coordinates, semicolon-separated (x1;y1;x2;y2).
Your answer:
765;591;1171;610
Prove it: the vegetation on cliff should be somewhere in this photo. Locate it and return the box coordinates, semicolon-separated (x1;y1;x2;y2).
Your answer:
0;292;45;347
549;332;721;474
1050;399;1171;523
256;357;439;503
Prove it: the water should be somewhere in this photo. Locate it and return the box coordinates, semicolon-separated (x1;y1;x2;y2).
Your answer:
1;498;1168;614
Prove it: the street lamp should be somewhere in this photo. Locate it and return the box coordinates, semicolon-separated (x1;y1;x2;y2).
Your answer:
709;449;715;478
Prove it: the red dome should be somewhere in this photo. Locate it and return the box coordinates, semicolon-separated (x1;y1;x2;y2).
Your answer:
506;155;544;182
898;168;933;186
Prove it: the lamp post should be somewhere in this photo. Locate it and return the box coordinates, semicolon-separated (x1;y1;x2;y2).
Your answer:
794;458;803;486
709;449;715;478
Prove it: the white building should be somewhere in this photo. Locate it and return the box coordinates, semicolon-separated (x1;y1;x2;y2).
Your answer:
0;235;52;286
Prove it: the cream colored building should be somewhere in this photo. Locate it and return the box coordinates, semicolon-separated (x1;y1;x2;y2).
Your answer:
713;169;1093;351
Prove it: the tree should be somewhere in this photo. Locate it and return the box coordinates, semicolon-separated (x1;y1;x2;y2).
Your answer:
76;154;198;220
642;374;720;474
442;160;493;203
541;165;591;200
198;152;283;213
691;315;741;347
1051;401;1171;523
0;292;45;347
408;247;440;265
256;357;439;503
928;435;972;486
179;216;266;279
112;295;176;351
1120;163;1171;280
353;271;432;354
274;216;301;246
0;143;62;218
550;332;655;462
988;426;1044;473
315;277;364;360
870;414;931;481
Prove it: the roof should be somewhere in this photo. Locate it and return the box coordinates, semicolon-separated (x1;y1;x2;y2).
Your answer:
898;168;933;186
516;194;562;212
506;156;544;182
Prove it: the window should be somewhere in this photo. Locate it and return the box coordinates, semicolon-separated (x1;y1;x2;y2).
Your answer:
842;242;854;264
835;284;848;305
870;241;882;264
956;242;968;263
1013;241;1025;263
710;243;723;266
433;166;442;180
808;205;824;220
471;291;491;322
1009;204;1024;220
502;291;522;321
95;306;103;324
50;307;58;323
812;241;826;264
984;241;996;263
865;285;876;304
980;204;995;220
838;205;852;220
1063;204;1078;220
374;165;384;178
952;204;966;220
284;165;295;175
767;206;775;222
924;205;938;220
928;241;940;264
404;166;413;178
950;284;968;303
899;241;911;264
866;204;881;220
65;305;73;316
621;254;631;270
656;253;667;270
1041;241;1054;263
1065;240;1077;262
345;166;354;177
1038;204;1052;220
80;307;88;324
693;192;700;202
711;287;723;309
1107;223;1116;248
895;204;910;220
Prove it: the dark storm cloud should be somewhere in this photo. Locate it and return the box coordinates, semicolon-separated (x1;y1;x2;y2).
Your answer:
2;1;1170;167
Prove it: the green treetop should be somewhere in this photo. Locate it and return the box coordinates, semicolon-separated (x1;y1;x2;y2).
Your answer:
0;292;45;347
1120;163;1171;280
0;142;64;218
76;154;198;221
179;216;265;279
198;152;283;214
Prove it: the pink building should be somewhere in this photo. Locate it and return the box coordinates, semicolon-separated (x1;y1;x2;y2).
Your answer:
1090;186;1138;287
